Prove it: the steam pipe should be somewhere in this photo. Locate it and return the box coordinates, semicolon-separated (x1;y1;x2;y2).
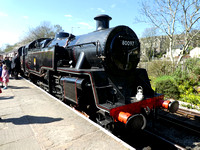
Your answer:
75;52;85;69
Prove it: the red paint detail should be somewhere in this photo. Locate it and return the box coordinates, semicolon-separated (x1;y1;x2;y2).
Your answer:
57;68;170;115
117;112;132;124
25;62;31;69
158;100;171;109
57;68;109;111
28;66;54;77
110;95;164;122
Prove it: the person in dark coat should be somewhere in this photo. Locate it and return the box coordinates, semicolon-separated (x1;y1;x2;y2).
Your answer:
12;53;21;79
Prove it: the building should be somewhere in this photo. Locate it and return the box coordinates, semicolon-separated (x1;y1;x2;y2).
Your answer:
190;47;200;58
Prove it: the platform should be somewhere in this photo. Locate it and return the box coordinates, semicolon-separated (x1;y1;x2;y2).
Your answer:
0;77;134;150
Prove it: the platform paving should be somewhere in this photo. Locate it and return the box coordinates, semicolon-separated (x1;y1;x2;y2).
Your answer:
0;77;134;150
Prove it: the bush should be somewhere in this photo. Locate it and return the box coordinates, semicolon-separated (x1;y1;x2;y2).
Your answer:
184;58;200;75
145;58;200;106
173;59;200;98
155;76;180;99
173;58;200;85
180;93;200;106
147;60;174;77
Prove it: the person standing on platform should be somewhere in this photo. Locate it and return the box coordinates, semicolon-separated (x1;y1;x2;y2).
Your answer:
0;61;3;87
1;65;9;89
12;53;21;79
3;57;11;75
0;62;2;120
0;62;2;96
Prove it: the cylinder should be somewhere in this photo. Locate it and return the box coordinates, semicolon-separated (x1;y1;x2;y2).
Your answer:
126;114;146;130
158;100;179;113
117;112;146;130
117;112;132;124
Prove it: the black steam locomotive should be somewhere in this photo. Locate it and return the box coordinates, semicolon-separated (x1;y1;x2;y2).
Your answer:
17;15;179;130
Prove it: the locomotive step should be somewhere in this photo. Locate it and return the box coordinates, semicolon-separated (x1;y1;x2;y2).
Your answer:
0;78;134;150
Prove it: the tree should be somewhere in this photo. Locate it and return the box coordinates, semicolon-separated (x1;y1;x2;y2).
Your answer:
3;44;18;53
176;0;200;65
139;0;180;68
191;29;200;47
139;0;200;66
21;21;63;44
141;27;158;61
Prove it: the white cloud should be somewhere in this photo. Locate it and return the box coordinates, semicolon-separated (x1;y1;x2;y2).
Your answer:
22;16;29;19
79;22;89;26
0;31;19;48
97;8;105;13
78;22;94;29
111;4;116;8
64;14;72;18
0;12;8;17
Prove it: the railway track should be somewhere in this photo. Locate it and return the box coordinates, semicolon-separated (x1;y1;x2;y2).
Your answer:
158;108;200;136
143;130;185;150
175;108;200;120
112;125;185;150
146;108;200;149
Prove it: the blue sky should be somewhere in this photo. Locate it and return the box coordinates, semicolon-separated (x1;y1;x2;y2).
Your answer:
0;0;149;48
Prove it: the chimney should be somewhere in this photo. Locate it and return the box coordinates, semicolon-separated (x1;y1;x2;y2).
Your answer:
94;14;112;31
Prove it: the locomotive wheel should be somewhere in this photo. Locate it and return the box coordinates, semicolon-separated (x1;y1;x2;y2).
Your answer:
53;85;65;101
29;74;37;84
61;86;65;102
95;112;106;126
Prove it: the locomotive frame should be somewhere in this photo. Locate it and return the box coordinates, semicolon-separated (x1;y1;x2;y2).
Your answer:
17;15;179;131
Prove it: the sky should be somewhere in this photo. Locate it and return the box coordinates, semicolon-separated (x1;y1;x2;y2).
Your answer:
0;0;149;49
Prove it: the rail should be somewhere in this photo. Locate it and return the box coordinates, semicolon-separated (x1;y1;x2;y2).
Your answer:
158;108;200;136
175;108;200;120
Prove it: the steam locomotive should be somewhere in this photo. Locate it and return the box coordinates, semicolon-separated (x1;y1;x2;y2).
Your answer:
17;15;179;130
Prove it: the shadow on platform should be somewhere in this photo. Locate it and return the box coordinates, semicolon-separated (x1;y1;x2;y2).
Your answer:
0;96;15;100
0;115;63;125
9;77;23;80
8;85;30;89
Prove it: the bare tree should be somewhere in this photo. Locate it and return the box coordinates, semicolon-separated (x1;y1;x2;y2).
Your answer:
176;0;200;65
21;21;63;44
139;0;180;68
141;27;158;61
139;0;200;66
191;29;200;47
